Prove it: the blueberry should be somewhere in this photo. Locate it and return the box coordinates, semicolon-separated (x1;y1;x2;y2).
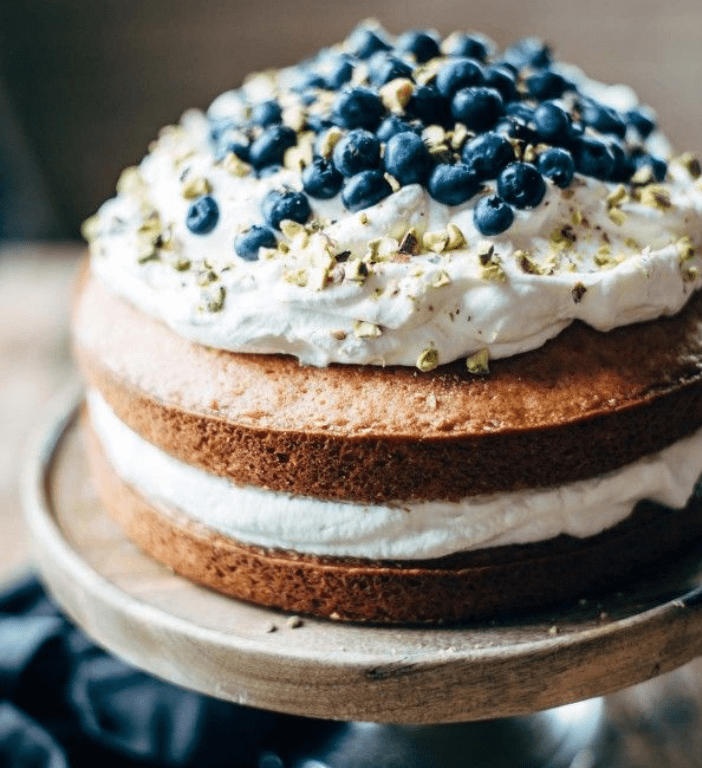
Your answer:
186;195;220;234
234;225;277;261
368;52;414;86
248;125;297;169
532;101;572;145
376;115;419;142
497;162;546;209
473;195;514;235
332;87;385;131
504;102;535;122
443;33;491;62
251;100;283;127
435;58;484;98
451;87;504;131
537;148;575;188
341;170;393;211
634;153;667;182
332;129;381;177
502;37;552;69
462;132;515;180
261;189;311;229
526;70;572;100
579;99;627;138
405;85;451;126
571;136;615;179
324;57;354;90
384;132;432;185
395;30;441;63
627;106;656;139
427;163;481;205
346;25;391;59
302;157;344;199
483;65;518;102
608;142;635;182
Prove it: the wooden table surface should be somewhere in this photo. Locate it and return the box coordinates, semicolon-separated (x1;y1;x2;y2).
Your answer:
4;242;702;764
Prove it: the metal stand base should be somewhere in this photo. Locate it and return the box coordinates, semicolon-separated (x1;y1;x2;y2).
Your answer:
296;698;604;768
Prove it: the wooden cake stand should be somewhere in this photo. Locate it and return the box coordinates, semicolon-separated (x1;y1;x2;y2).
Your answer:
22;394;702;766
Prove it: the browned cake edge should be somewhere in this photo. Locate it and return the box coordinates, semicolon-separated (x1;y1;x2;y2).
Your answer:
85;414;702;625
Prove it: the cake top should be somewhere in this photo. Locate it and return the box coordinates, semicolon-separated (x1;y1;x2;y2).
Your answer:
84;21;702;369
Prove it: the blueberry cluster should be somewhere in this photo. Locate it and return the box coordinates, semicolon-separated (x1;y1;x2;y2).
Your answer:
201;25;666;253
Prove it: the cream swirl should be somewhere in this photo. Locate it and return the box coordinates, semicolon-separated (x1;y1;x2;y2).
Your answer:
83;28;702;368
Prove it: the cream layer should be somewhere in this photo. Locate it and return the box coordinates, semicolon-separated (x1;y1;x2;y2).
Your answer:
88;390;702;560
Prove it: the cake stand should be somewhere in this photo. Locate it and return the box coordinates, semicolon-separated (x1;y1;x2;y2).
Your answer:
23;392;702;767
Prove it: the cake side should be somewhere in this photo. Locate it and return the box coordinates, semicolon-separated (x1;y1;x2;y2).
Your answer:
75;266;702;502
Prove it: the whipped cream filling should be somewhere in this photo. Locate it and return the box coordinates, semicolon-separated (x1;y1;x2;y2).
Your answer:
83;34;702;369
89;390;702;560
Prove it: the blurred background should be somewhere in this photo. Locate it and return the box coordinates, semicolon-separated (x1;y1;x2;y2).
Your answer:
0;0;701;239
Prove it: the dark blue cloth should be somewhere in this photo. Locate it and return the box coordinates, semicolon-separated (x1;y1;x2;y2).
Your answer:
0;574;339;768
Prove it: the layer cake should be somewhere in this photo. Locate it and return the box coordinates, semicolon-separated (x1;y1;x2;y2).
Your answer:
74;23;702;623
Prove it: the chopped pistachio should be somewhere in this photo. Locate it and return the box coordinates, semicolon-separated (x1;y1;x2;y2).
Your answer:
284;142;314;171
280;220;307;239
446;222;466;250
284;268;308;286
181;177;212;199
450;123;470;151
423;229;450;253
630;165;656;186
481;262;506;282
136;244;159;264
317;127;343;159
282;105;306;132
171;256;191;272
683;266;699;283
639;185;672;210
549;227;576;250
220;152;251;176
429;269;451;288
385;173;401;192
259;247;278;260
624;237;640;250
201;285;226;312
379;77;414;112
606;184;628;209
345;259;369;284
399;229;420;255
678;152;702;179
197;269;218;286
677;235;695;262
359;212;369;225
353;320;382;339
571;282;587;303
571;210;583;227
516;249;542;274
417;345;439;372
331;330;347;341
466;348;489;375
422;124;447;147
476;241;495;266
607;208;627;226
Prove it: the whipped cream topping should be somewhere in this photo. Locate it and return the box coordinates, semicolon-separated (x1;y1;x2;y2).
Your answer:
84;28;702;368
89;390;702;560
